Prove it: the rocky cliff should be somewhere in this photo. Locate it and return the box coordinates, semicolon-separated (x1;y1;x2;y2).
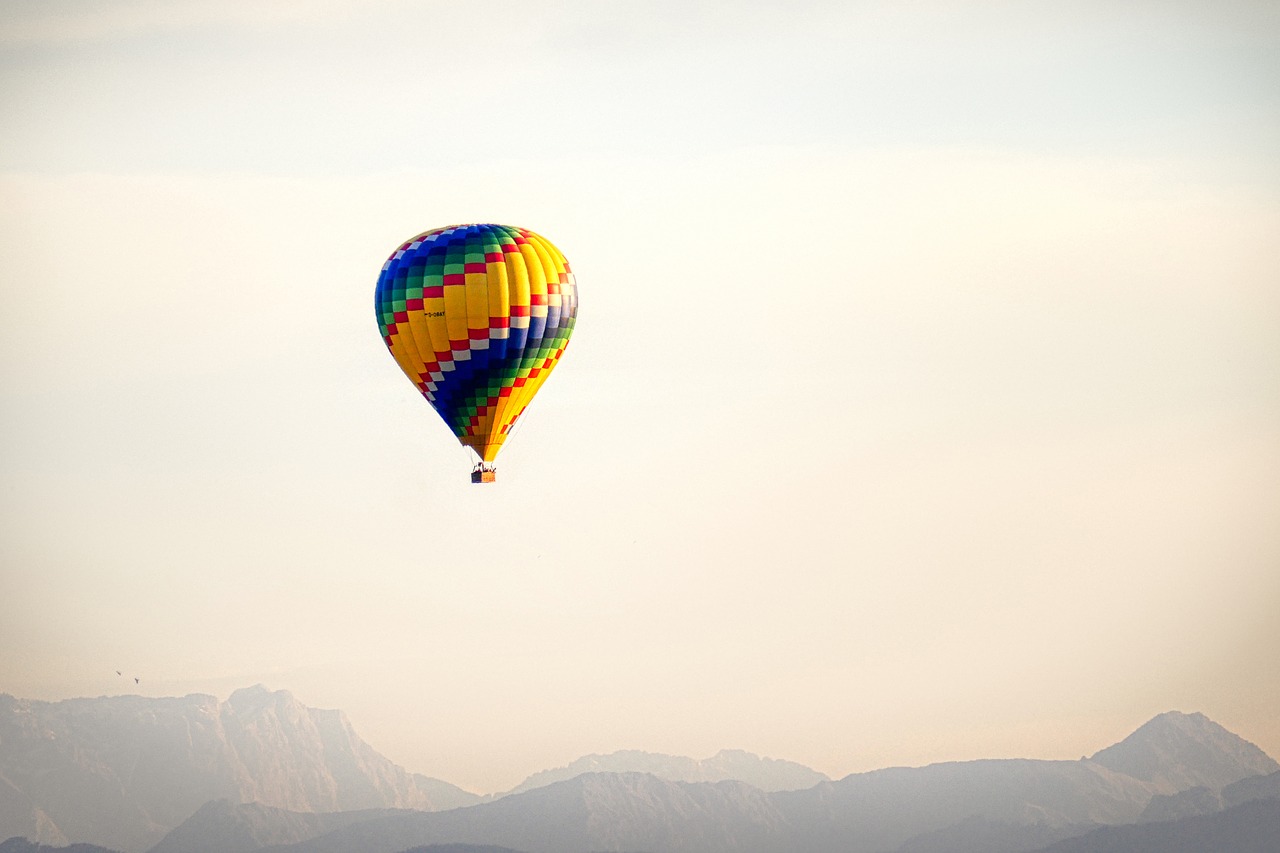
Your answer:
0;687;476;853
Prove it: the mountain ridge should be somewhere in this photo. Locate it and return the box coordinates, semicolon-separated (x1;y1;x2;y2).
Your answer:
245;711;1277;853
501;748;829;796
3;688;1275;853
1029;795;1280;853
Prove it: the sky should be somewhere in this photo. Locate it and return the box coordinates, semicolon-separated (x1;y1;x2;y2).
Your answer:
1;0;1278;795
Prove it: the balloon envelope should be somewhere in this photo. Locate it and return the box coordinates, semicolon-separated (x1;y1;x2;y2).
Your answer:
374;224;578;465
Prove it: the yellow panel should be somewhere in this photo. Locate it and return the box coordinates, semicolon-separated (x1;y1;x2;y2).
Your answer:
527;235;566;279
461;266;498;444
506;248;531;309
479;433;506;462
487;260;510;320
486;249;531;443
423;291;449;366
406;312;436;373
521;242;548;302
464;260;517;448
443;283;469;350
465;272;489;333
387;324;426;384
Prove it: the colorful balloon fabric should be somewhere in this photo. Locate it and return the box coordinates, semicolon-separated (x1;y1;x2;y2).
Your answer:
375;224;578;467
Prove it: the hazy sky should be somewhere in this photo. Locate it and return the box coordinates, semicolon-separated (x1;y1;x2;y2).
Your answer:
2;0;1278;794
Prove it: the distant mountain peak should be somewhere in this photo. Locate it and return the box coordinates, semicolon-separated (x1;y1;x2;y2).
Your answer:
229;683;273;699
1089;711;1278;793
226;684;296;712
1138;710;1213;731
502;747;828;796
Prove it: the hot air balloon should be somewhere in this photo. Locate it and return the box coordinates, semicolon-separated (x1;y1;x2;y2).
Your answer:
374;224;578;483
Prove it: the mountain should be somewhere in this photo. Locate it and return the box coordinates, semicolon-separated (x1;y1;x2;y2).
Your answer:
503;749;828;796
146;751;828;853
249;758;1204;853
0;687;478;853
1088;711;1278;793
893;814;1094;853
145;800;414;853
788;712;1279;853
1028;796;1280;853
259;773;790;853
257;711;1277;853
776;757;1158;853
5;694;1276;853
1225;771;1280;807
147;801;532;853
1139;769;1280;823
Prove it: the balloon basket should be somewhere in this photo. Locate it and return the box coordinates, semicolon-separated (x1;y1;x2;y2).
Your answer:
471;468;496;484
